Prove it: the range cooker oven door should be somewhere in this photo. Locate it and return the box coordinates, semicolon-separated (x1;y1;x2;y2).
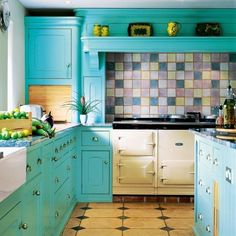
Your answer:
118;158;155;184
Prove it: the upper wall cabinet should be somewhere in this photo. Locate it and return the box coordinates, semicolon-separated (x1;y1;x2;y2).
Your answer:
27;28;72;79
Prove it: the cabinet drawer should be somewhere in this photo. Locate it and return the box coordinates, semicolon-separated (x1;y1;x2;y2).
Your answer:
27;148;42;181
81;131;110;146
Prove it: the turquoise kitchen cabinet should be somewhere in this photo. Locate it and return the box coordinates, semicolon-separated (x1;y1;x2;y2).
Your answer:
194;135;236;236
27;28;71;79
78;126;112;202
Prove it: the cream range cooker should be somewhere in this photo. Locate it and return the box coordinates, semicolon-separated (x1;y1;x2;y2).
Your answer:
112;114;216;195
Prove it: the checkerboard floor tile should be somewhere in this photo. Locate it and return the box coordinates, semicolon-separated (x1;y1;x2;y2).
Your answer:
62;202;194;236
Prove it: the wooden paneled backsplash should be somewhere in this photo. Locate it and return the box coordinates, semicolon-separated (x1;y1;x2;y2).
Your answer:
29;85;72;122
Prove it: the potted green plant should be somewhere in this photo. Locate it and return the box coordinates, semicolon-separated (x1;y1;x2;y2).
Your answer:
64;95;100;125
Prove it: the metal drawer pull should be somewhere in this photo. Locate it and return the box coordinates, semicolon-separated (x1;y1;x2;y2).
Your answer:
206;225;211;232
33;190;41;196
63;143;66;148
26;165;32;173
92;136;98;142
206;154;211;161
161;164;167;169
66;63;71;68
199;149;203;155
197;213;203;220
37;158;42;165
55;148;58;153
161;178;168;182
206;187;211;194
19;223;28;230
147;171;155;175
198;180;203;186
175;142;183;146
117;163;125;167
213;159;218;166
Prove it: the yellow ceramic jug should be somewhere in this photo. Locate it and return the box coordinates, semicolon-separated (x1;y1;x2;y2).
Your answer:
167;22;181;37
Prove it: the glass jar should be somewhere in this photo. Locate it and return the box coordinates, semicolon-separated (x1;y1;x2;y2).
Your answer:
93;24;101;36
101;25;109;37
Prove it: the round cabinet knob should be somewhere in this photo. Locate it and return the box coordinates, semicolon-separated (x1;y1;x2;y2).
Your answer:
213;159;218;166
52;157;59;162
66;63;71;68
206;187;211;194
72;155;77;159
37;158;42;165
197;213;203;220
55;211;60;218
63;143;66;148
55;177;60;183
55;148;59;153
67;141;70;146
206;225;211;232
92;136;98;142
67;194;71;199
198;179;203;186
199;149;203;156
104;161;109;165
206;154;211;161
26;165;32;173
20;223;28;230
60;145;63;151
33;190;41;196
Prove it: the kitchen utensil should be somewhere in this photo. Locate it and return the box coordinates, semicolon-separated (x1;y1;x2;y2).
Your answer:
20;104;44;119
196;23;221;36
167;22;181;36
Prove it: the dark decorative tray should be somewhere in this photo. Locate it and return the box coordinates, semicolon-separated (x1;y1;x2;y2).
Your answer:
196;23;221;36
128;23;153;37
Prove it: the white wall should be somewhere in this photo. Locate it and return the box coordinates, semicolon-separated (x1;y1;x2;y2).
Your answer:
0;0;26;110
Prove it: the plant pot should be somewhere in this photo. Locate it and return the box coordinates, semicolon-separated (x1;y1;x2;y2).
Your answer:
80;114;88;125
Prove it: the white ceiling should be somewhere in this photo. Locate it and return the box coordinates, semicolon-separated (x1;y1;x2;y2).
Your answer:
18;0;236;9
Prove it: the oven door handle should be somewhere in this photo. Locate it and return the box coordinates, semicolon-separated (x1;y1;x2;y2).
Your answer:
117;163;125;167
147;171;155;176
188;172;195;174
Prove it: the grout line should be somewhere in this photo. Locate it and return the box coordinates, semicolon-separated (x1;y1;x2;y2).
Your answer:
159;203;171;236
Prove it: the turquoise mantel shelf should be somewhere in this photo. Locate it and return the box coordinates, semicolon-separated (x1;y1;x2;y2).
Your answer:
82;36;236;69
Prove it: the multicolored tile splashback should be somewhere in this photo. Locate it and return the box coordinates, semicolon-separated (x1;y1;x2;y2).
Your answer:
105;53;236;122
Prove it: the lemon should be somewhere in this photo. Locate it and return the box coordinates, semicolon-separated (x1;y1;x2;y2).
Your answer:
17;131;24;138
22;129;30;137
11;132;18;139
2;131;10;140
1;127;9;132
14;107;20;113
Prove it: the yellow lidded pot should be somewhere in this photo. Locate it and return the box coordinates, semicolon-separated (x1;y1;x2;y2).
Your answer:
101;25;109;36
93;24;101;36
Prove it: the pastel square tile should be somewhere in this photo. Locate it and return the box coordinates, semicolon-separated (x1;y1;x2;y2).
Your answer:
115;106;123;114
106;53;115;62
159;80;167;88
150;71;159;79
159;106;168;114
124;53;132;62
194;53;202;61
211;53;220;62
133;71;141;79
133;80;141;89
211;89;220;97
168;71;176;80
133;89;141;97
185;53;193;62
193;106;202;113
124;106;133;114
176;106;185;114
185;89;193;97
106;106;114;115
185;80;193;88
159;53;167;62
168;106;176;114
141;89;150;97
159;62;167;71
203;53;211;61
211;80;220;88
176;97;184;105
202;97;210;106
132;53;141;62
141;106;149;115
185;63;193;71
115;53;124;62
211;97;220;106
202;71;211;80
158;71;167;80
124;97;133;105
159;88;167;96
194;62;202;70
115;71;124;80
211;62;220;71
133;97;141;105
230;53;236;62
220;71;228;80
141;53;150;62
168;80;176;88
203;62;211;70
176;53;185;62
220;63;228;71
185;98;193;105
193;80;202;88
168;53;176;62
194;89;202;97
167;89;176;96
168;63;176;71
185;105;193;113
150;53;159;62
231;80;236;88
124;71;132;79
150;62;159;70
202;80;211;89
176;62;185;71
202;89;210;97
211;71;220;80
115;62;123;71
141;80;150;89
106;96;115;106
150;89;158;96
193;98;202;106
141;97;150;106
107;89;115;96
141;62;150;70
124;80;132;88
150;106;158;114
115;88;123;96
106;62;115;71
167;97;176;105
115;80;124;88
133;105;141;114
107;80;115;89
176;71;184;80
176;88;185;96
106;71;115;80
150;97;158;106
159;97;167;105
115;97;123;105
124;88;133;97
141;71;150;80
194;71;202;80
176;80;184;88
229;62;236;70
220;53;229;62
150;80;158;88
185;71;194;80
132;62;141;70
124;62;133;70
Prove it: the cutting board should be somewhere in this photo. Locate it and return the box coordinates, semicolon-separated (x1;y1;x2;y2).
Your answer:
29;85;72;122
216;128;236;141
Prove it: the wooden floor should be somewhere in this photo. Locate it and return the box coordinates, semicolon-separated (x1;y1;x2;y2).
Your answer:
62;202;194;236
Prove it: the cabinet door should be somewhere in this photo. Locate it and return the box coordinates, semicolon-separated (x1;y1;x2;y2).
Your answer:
28;29;71;79
0;203;22;236
82;151;110;194
21;176;42;236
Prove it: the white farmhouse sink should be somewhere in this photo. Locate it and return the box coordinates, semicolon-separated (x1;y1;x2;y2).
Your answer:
0;147;26;202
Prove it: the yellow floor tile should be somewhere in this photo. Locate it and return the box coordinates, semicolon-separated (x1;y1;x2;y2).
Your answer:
169;229;195;236
88;203;123;209
71;208;85;218
166;219;194;229
160;203;194;209
124;203;158;209
62;228;76;236
76;229;122;236
80;218;122;229
65;218;81;228
163;209;194;218
124;209;162;218
123;229;168;236
124;218;165;229
85;208;122;217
